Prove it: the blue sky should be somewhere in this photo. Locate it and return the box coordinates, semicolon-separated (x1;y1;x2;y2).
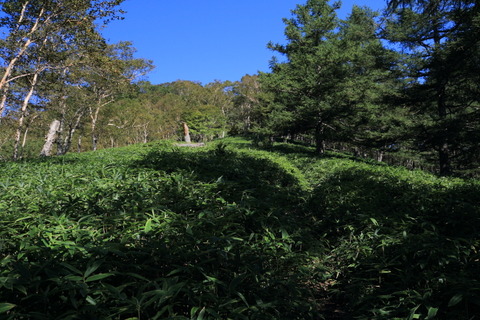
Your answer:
101;0;387;85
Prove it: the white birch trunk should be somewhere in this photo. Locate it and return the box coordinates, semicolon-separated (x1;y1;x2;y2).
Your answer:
21;113;39;150
89;95;114;151
78;136;83;153
89;105;100;151
13;71;40;160
143;124;148;143
0;5;46;117
40;120;61;157
56;99;86;155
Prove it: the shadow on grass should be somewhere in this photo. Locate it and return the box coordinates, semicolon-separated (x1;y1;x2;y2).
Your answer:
307;167;480;319
1;144;325;319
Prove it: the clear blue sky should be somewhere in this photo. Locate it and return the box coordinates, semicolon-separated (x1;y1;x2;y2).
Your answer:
101;0;387;85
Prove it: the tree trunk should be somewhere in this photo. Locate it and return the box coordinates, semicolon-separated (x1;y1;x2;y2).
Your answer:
92;133;98;151
0;4;45;116
436;78;450;175
57;105;86;155
89;97;113;151
439;140;451;176
315;123;326;154
183;122;191;143
13;71;39;160
0;86;8;119
142;124;148;143
90;106;100;151
77;135;83;153
40;120;61;157
433;18;451;176
21;113;38;152
377;150;384;162
56;124;70;155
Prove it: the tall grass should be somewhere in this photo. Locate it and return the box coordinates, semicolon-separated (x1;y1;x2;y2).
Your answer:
0;138;478;319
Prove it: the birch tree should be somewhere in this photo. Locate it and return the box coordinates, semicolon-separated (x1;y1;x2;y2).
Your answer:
83;41;153;150
0;0;125;116
0;0;125;158
231;75;262;134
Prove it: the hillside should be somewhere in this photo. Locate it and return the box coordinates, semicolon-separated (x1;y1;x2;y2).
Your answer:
1;138;479;319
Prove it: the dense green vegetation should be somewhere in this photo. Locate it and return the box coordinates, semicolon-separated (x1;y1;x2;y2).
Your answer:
258;0;480;176
2;0;480;177
1;138;479;319
1;0;479;316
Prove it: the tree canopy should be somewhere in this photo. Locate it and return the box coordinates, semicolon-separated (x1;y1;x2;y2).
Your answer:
1;0;479;176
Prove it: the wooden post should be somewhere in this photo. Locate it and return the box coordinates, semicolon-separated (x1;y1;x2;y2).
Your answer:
183;122;191;143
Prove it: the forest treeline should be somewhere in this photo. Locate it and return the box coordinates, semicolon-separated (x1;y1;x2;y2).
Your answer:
1;0;479;177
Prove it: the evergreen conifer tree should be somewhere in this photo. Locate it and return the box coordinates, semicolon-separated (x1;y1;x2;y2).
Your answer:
260;0;397;155
385;0;480;175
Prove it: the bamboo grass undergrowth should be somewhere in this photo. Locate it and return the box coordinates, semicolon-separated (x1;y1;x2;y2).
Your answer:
0;138;478;319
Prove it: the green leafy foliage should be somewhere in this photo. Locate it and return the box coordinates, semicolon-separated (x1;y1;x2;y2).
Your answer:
0;138;478;319
0;139;315;319
297;156;480;319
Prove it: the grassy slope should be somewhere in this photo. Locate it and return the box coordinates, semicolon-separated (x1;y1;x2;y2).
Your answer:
0;138;479;319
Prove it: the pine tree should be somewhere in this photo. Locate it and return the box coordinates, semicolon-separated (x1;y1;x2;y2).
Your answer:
260;0;396;155
385;0;480;175
260;0;346;153
337;6;404;159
